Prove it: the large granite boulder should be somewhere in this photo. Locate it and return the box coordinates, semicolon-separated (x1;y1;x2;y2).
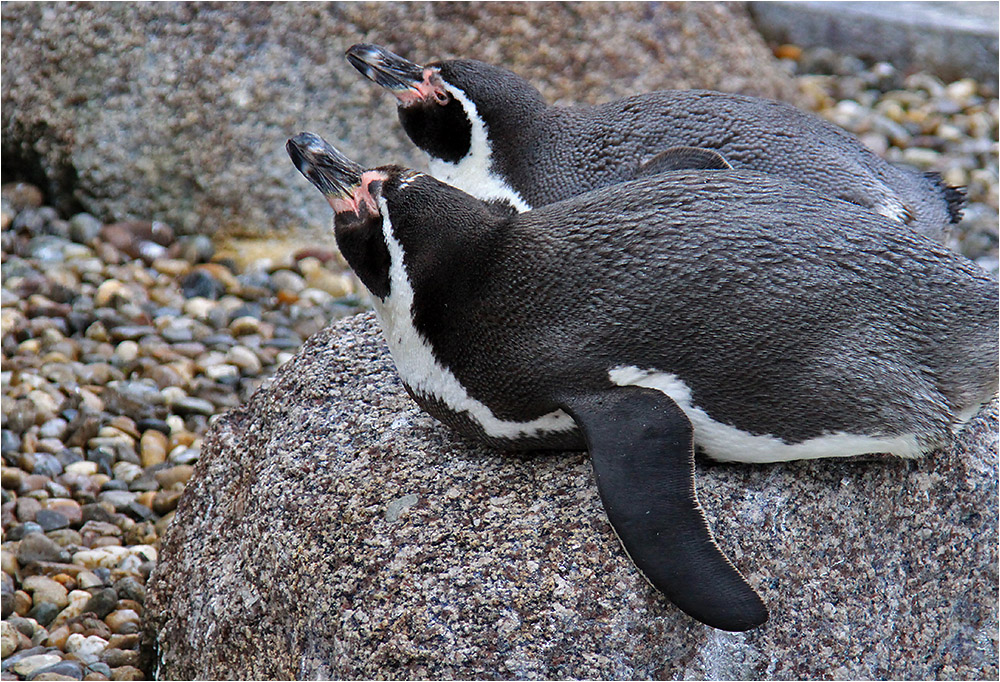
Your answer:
1;2;797;238
144;312;998;680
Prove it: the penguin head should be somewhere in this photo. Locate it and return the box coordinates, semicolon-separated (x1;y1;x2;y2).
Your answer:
287;132;499;302
287;132;395;299
347;43;546;167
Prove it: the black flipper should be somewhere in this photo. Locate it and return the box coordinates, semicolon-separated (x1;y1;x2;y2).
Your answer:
559;386;768;631
636;146;734;176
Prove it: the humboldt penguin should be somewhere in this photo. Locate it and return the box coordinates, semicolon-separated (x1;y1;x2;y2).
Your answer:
346;43;965;239
286;132;997;631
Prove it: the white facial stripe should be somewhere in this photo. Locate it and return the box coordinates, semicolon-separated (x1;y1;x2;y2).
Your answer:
608;366;925;462
372;196;575;440
427;82;532;213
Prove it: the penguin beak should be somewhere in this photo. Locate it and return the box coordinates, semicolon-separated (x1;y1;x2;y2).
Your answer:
286;132;364;199
346;43;435;104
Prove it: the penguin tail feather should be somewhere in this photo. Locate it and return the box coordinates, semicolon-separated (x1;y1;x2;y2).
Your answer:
924;171;966;224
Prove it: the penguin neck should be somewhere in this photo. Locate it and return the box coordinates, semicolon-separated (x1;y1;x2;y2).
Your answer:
428;83;543;214
376;186;505;325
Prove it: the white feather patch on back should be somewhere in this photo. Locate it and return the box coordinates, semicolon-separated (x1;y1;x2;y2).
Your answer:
372;196;575;440
608;366;925;462
426;84;532;213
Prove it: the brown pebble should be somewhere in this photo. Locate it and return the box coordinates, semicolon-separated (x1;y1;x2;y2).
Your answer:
109;665;145;681
276;289;299;304
3;182;44;210
2;467;24;489
51;573;78;591
106;416;140;439
16;496;42;522
106;633;141;650
13;589;32;615
153;465;194;489
45;499;83;526
154;511;175;537
90;537;122;549
83;674;110;681
115;600;142;617
104;609;141;634
168;431;196;449
774;43;802;60
138;430;168;468
101;648;140;668
19;474;51;494
44;624;71;649
194;263;240;292
152;489;182;515
32;674;79;681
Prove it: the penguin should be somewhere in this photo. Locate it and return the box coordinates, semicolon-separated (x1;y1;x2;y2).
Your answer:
286;132;998;632
346;43;965;240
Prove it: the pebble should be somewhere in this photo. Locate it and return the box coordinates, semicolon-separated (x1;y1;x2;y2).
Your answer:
49;591;93;628
18;533;72;564
784;49;998;271
31;660;85;680
22;575;69;610
1;620;18;657
65;634;108;658
81;589;119;620
11;653;63;677
2;47;996;680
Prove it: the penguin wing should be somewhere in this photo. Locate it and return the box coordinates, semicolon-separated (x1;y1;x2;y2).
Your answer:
636;146;733;176
558;386;768;631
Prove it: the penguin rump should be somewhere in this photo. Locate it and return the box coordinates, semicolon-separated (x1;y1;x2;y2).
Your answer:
346;43;965;240
287;133;999;632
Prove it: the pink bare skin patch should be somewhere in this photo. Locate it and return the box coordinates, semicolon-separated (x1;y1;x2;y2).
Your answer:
328;170;387;216
395;68;450;106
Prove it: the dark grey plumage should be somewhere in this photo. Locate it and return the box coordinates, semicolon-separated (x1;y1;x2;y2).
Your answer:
391;171;996;451
347;44;965;240
288;133;996;633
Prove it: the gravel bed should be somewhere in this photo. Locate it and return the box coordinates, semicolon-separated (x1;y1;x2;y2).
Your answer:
2;47;997;681
1;200;366;680
777;45;999;273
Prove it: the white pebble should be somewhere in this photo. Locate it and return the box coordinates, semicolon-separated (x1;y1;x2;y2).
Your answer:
65;633;109;656
205;364;240;381
112;461;144;483
160;386;187;405
11;653;62;677
166;415;187;434
72;546;129;569
65;460;99;476
182;296;215;319
227;346;262;374
114;339;139;363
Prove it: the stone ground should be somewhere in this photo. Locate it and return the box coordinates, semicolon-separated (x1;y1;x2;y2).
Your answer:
2;47;998;681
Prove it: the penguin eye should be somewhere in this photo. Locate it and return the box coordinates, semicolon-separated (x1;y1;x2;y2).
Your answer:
433;89;451;106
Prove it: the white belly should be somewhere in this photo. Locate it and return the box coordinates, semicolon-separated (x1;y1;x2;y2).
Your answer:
609;366;925;462
374;197;574;441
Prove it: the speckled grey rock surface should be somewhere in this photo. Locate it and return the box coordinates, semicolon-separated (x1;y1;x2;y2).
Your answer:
0;1;796;239
144;311;998;680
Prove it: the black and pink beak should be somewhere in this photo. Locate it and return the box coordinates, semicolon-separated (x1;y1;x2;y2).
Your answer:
286;133;363;199
287;132;386;216
347;43;447;106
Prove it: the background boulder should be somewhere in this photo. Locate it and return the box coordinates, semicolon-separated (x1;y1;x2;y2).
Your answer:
144;312;998;680
1;2;796;239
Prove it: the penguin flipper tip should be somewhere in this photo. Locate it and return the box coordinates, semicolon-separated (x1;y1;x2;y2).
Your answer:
559;386;767;632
